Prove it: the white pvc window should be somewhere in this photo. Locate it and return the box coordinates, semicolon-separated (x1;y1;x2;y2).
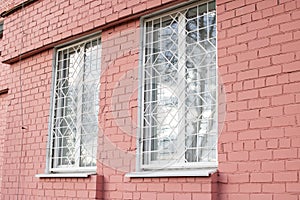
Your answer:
141;1;217;170
49;37;101;172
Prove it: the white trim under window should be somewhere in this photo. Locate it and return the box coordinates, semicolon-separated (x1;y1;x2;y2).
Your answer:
136;0;217;173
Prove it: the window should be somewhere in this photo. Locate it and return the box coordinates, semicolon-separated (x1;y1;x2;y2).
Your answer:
49;36;101;172
140;1;217;170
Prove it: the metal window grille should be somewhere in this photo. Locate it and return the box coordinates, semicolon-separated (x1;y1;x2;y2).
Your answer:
49;37;101;172
141;1;217;169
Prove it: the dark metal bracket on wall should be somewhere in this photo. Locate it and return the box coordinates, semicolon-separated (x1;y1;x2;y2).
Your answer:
0;0;38;18
0;88;9;95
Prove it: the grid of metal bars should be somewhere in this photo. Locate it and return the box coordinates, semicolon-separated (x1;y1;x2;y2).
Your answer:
50;37;101;171
141;1;217;169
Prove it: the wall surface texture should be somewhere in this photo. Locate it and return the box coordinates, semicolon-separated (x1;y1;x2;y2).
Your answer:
0;0;299;199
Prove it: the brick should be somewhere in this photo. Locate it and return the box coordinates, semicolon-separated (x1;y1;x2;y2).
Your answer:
141;192;156;200
256;0;277;10
228;44;248;54
269;13;291;25
259;65;281;77
250;150;272;160
228;62;248;73
227;101;248;111
247;19;268;31
248;38;269;50
226;0;245;10
239;109;259;120
218;37;236;48
258;26;280;38
286;183;300;192
182;183;201;192
165;183;181;192
237;31;257;43
219;55;237;65
227;25;247;37
290;71;300;82
250;173;273;183
237;69;258;81
238;130;260;140
260;85;282;97
271;94;295;105
261;128;284;138
286;160;300;170
262;183;285;193
249;57;271;69
270;32;293;45
254;78;266;88
228;120;248;131
228;173;250;183
249;98;269;109
243;80;254;90
220;132;238;143
282;40;300;52
284;82;300;93
285;104;300;114
238;90;258;100
265;75;276;86
157;193;173;200
174;193;191;200
261;106;283;117
261;160;284;171
274;171;298;182
285;127;300;137
250;194;272;200
236;4;256;16
273;194;298;200
239;183;261;193
250;118;271;128
279;138;291;148
232;141;244;151
272;53;295;64
259;45;281;57
272;116;295;127
273;148;297;159
238;162;261;172
228;151;249;161
219;162;238;172
266;139;277;149
228;194;250;200
283;61;300;73
147;183;164;192
238;51;258;62
222;20;232;29
233;82;243;91
192;193;212;200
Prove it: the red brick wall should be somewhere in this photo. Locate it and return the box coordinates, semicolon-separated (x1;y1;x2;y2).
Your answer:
0;93;7;196
217;0;300;199
0;50;103;199
0;0;26;13
0;0;299;199
1;0;185;63
0;36;10;198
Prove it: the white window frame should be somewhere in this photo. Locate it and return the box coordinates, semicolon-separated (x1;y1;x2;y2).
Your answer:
45;34;101;174
136;0;218;173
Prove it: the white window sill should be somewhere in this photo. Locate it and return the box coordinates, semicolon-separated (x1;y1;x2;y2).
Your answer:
35;172;96;178
125;168;217;178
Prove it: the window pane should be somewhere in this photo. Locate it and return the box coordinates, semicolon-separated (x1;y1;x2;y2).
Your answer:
51;37;101;170
142;1;216;168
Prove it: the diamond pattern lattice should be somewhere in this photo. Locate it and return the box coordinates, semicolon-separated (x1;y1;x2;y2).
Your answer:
142;1;217;168
50;37;101;170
